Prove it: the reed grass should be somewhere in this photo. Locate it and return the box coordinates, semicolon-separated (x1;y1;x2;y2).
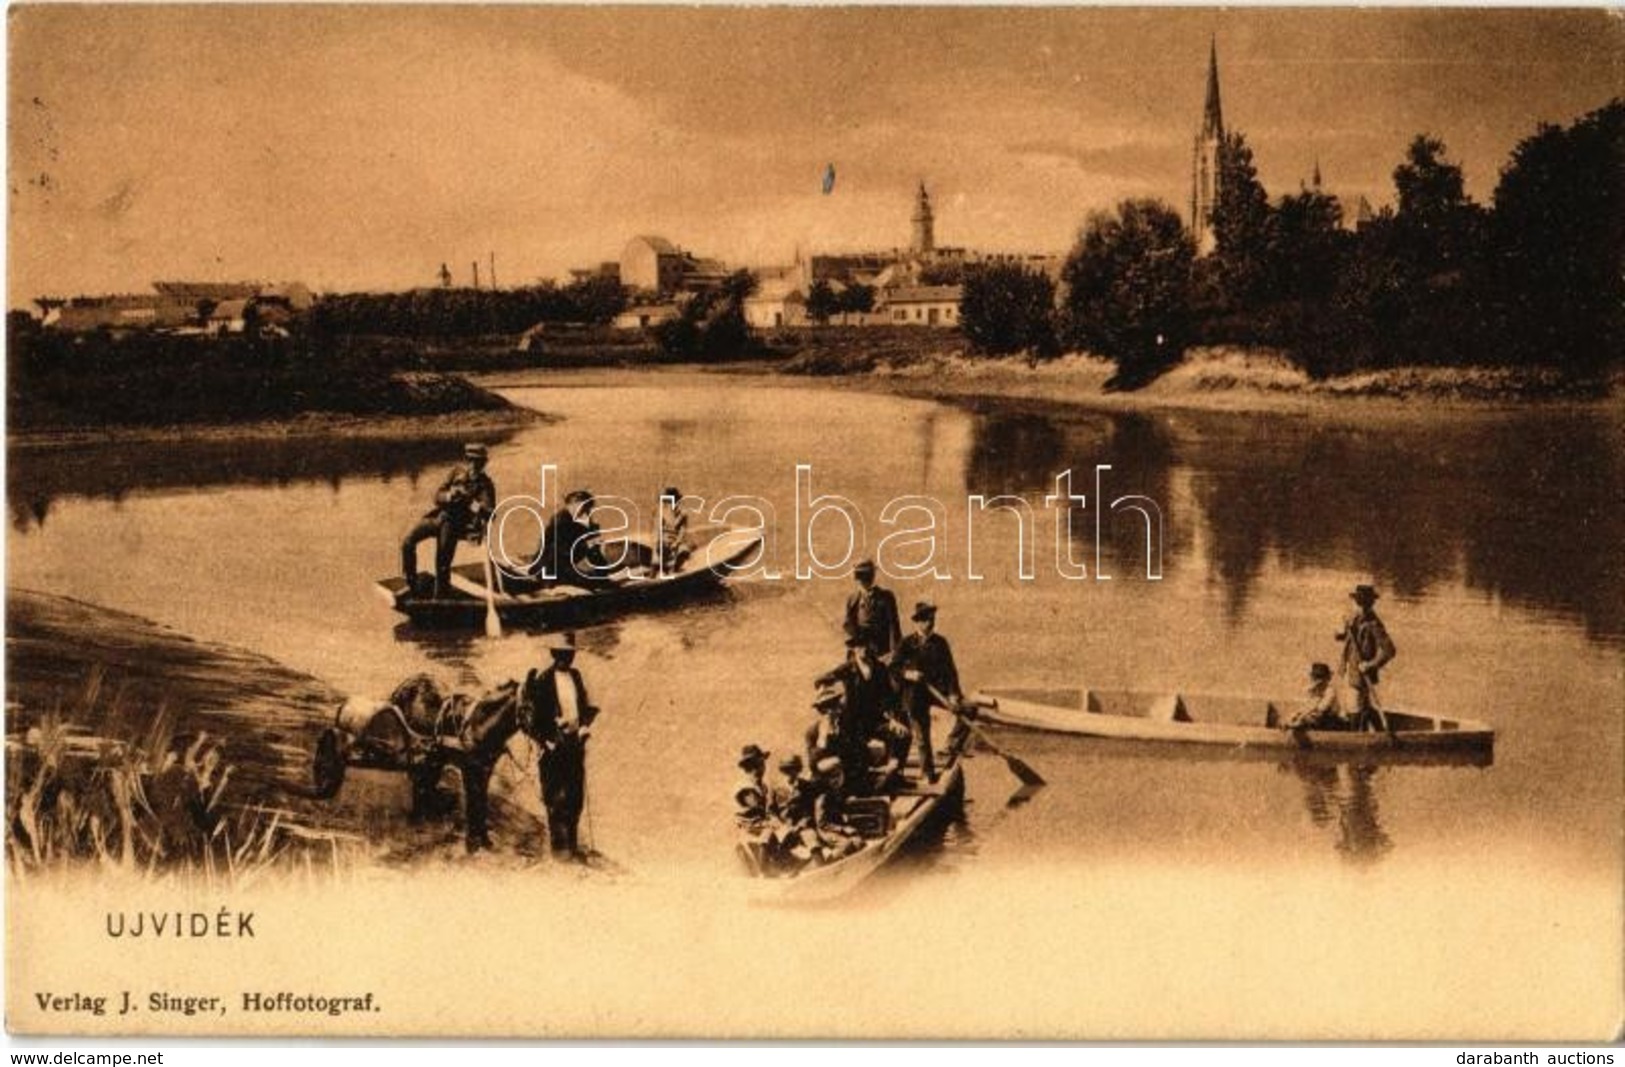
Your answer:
6;668;351;882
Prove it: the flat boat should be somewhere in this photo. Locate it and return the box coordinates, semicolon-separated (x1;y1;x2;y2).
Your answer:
376;524;761;629
975;687;1495;755
742;712;969;904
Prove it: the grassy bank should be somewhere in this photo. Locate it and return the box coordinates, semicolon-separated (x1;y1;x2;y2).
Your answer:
5;591;535;878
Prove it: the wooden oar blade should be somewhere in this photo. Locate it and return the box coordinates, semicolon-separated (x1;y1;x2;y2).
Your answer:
1003;752;1046;788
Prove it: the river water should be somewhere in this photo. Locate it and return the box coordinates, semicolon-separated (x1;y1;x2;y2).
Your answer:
8;372;1622;1036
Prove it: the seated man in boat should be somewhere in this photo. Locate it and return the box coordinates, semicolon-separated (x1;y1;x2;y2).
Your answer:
1287;662;1347;731
808;757;866;863
733;744;772;834
531;489;613;589
399;442;496;598
762;753;821;874
657;486;694;574
814;636;897;792
890;600;964;785
803;688;844;770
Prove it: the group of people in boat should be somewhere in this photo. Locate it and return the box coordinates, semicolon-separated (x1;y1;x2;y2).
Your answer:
399;440;693;598
1283;584;1398;732
733;559;974;873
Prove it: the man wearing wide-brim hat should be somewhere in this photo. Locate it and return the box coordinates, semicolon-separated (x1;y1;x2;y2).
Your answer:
400;442;497;598
890;600;964;785
1336;584;1396;731
733;744;771;834
520;631;600;860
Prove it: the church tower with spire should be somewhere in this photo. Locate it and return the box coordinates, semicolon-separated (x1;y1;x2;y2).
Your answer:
910;181;936;256
1190;38;1225;256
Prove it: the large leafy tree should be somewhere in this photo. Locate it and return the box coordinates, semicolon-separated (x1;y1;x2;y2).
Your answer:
1211;131;1273;308
1489;99;1624;373
653;270;760;360
1061;199;1195;386
1267;187;1347;303
1391;135;1485;274
805;280;839;325
959;263;1057;357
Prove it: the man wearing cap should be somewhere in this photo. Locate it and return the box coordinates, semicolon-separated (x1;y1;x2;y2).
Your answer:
533;489;609;588
1336;585;1397;731
520;633;600;860
844;559;902;659
891;600;963;785
400;443;497;597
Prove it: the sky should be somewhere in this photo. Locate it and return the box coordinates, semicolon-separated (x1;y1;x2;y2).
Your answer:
8;6;1623;304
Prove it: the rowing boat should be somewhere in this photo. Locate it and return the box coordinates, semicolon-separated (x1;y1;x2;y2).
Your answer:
974;687;1495;755
741;709;970;904
376;523;762;628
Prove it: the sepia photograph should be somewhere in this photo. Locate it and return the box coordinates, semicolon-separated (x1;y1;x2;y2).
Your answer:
5;5;1622;1041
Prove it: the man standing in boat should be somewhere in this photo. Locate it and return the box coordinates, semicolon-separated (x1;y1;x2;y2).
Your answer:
1336;584;1397;731
891;600;963;785
400;442;497;598
844;558;902;659
521;633;599;860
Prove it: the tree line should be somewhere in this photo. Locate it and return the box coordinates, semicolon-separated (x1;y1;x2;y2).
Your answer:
310;275;627;337
957;98;1622;385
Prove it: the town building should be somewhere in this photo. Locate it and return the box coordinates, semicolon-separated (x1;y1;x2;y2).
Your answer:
611;303;680;330
875;285;962;328
620;236;730;297
35;281;313;333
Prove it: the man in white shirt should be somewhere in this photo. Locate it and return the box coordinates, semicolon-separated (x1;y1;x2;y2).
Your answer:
521;633;599;860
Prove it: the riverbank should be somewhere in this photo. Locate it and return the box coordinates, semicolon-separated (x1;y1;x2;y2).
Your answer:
7;403;544;451
4;591;540;876
8;319;546;445
776;336;1622;413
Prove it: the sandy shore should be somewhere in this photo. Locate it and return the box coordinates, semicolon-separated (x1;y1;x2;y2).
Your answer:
477;346;1623;421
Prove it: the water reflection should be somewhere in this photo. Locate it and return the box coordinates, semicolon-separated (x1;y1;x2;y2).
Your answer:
962;405;1187;582
959;404;1624;642
1287;758;1393;866
8;431;520;533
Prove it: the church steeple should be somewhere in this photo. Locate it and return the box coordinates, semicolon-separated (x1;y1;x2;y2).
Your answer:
1202;36;1224;139
1190;37;1226;256
910;181;935;256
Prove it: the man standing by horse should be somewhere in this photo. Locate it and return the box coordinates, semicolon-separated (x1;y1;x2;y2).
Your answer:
521;633;600;860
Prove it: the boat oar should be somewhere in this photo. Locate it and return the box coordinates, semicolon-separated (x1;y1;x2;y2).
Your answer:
480;535;503;640
1366;676;1394;737
924;681;1045;788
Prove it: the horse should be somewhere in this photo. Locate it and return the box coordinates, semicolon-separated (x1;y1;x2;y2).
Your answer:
385;674;537;852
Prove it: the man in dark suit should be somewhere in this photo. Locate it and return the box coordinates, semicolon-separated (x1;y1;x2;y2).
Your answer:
891;600;963;785
532;489;609;588
520;632;599;859
843;558;902;659
815;635;897;793
400;443;496;597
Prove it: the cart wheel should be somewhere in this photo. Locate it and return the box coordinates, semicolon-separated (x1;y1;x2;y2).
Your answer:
312;728;347;799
